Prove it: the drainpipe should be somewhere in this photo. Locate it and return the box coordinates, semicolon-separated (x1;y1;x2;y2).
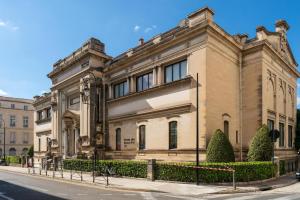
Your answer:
239;52;243;161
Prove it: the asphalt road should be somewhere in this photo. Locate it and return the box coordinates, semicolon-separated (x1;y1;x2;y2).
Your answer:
0;170;299;200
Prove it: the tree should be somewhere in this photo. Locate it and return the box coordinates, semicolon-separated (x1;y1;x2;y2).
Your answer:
248;125;273;161
295;109;300;151
28;145;34;158
206;129;235;162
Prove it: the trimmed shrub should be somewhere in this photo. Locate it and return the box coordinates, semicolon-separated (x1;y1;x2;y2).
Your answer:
63;159;147;178
6;156;21;164
248;125;273;161
279;160;286;175
206;129;235;162
155;161;276;183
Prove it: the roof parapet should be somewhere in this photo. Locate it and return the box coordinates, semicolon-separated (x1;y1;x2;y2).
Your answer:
187;7;214;27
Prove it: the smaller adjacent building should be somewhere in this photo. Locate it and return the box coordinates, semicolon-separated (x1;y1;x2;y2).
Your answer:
0;96;34;156
32;93;52;165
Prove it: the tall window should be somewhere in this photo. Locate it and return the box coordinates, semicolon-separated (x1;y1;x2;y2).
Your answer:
11;104;15;109
116;128;121;151
38;138;41;152
0;114;2;128
169;121;177;149
24;105;28;110
224;120;229;137
23;116;29;128
10;115;16;127
267;119;274;131
10;132;16;144
23;132;29;144
46;108;51;119
37;111;43;121
288;125;293;148
139;125;146;150
279;123;285;147
114;81;128;98
9;148;16;156
137;72;153;92
165;60;187;83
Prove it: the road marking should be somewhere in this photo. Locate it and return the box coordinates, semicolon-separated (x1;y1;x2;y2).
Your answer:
24;185;48;192
77;193;88;196
225;195;260;200
123;193;137;196
141;192;157;200
0;192;14;200
162;194;204;200
57;193;68;196
102;194;112;195
272;194;300;200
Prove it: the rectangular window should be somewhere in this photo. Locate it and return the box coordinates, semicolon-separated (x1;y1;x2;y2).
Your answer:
10;132;16;144
37;111;43;121
10;116;16;127
23;116;29;128
236;131;239;144
46;108;51;119
23;132;29;144
11;104;15;109
267;119;274;131
164;60;187;83
279;122;285;147
288;125;293;148
139;125;146;150
114;81;128;98
38;138;41;152
0;114;2;128
169;121;177;149
136;72;153;92
24;105;28;110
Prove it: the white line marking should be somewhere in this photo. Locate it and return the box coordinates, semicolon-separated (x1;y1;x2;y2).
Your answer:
57;193;68;196
225;195;260;200
77;193;88;196
272;194;300;200
24;185;48;192
0;192;14;200
141;192;157;200
123;193;137;196
163;194;204;200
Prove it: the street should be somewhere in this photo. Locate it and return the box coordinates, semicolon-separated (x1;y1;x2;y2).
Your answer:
0;170;300;200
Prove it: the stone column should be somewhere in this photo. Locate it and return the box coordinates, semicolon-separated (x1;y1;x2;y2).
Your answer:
152;67;157;86
157;65;162;85
74;128;79;155
63;129;67;158
147;159;156;181
130;76;136;93
108;84;112;99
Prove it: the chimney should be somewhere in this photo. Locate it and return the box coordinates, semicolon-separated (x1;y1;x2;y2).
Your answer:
275;19;289;35
139;38;144;45
187;7;214;27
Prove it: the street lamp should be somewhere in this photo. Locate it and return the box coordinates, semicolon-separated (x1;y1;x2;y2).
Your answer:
80;71;100;182
0;118;6;165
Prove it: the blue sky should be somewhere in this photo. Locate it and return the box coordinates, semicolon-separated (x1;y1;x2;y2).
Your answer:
0;0;299;103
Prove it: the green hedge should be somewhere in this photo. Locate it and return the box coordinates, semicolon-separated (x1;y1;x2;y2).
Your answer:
63;159;147;178
63;159;276;183
6;156;21;164
155;161;277;183
279;160;286;175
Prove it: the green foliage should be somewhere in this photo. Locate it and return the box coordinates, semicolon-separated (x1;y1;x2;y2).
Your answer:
28;146;34;158
295;109;300;150
155;161;276;183
6;156;21;164
206;129;235;162
63;159;147;178
248;125;273;161
279;160;286;175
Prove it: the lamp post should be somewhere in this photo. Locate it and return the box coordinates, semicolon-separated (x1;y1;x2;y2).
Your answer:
80;71;99;182
0;118;6;165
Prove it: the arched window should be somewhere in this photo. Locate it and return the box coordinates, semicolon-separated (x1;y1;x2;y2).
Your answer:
116;128;121;151
139;125;146;150
224;120;229;137
22;148;28;155
169;121;177;149
0;148;2;157
9;148;16;156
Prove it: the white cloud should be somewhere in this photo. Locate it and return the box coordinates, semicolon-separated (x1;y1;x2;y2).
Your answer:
0;89;8;96
0;19;19;31
297;82;300;88
297;96;300;107
133;25;140;32
144;25;157;33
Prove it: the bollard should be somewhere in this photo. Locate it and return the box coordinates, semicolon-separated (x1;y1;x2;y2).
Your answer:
233;170;236;190
53;170;55;178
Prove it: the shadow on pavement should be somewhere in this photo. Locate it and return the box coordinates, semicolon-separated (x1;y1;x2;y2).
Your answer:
0;180;67;200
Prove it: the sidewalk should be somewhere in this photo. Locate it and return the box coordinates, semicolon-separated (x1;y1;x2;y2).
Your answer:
0;166;296;196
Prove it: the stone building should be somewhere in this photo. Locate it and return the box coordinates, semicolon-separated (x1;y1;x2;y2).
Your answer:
0;96;34;156
33;7;299;166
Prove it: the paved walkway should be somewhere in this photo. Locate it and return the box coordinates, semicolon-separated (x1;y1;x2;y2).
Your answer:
0;166;296;196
